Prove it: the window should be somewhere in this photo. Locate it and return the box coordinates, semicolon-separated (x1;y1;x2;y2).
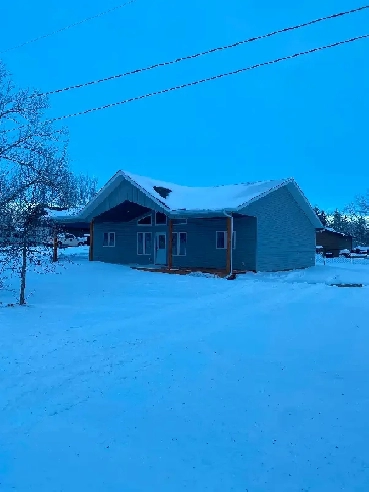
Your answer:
137;232;152;255
172;232;187;256
172;218;187;225
103;232;115;247
137;214;152;226
216;231;236;250
155;212;167;225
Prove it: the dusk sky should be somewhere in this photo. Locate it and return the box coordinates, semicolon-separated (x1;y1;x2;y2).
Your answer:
1;0;368;210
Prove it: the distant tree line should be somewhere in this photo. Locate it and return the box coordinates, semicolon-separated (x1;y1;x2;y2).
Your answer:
314;191;369;246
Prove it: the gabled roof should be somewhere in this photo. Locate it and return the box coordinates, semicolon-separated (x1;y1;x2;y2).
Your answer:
71;170;322;228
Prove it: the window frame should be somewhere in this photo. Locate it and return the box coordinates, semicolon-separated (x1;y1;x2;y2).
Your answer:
137;214;152;226
216;231;236;250
103;231;115;248
172;231;187;256
155;212;167;225
137;231;152;255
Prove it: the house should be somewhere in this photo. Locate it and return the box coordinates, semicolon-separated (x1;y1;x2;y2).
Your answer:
68;171;322;273
316;228;353;257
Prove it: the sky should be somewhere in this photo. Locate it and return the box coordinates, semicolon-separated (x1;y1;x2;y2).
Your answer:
1;0;368;210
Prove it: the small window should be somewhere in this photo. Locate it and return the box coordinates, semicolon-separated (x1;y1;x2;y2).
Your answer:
137;214;152;226
216;231;236;250
103;232;115;247
172;218;187;225
172;232;187;256
137;232;152;255
155;212;167;225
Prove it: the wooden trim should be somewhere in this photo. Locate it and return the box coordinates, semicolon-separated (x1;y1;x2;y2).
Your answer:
168;219;173;269
226;216;232;274
89;220;94;261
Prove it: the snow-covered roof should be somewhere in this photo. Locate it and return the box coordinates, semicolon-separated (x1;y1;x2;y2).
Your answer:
321;227;352;237
45;208;81;219
76;170;322;228
123;171;286;212
44;207;87;223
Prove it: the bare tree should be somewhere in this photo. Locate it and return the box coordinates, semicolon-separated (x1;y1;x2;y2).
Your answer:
57;172;98;210
0;62;75;304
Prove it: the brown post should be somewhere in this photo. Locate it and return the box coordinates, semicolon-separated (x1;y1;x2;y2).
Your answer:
52;234;58;263
168;218;173;270
226;216;232;275
89;220;94;261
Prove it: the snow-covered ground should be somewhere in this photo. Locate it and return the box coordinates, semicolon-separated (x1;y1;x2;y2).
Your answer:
1;249;369;491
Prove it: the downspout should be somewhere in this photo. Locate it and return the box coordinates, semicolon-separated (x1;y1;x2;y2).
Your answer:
223;211;233;274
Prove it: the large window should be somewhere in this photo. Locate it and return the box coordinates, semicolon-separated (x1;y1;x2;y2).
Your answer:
137;214;152;226
172;232;187;256
137;232;152;255
216;231;236;250
103;232;115;247
155;212;167;225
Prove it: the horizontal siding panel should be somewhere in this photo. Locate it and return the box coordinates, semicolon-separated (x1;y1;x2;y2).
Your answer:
172;217;256;270
233;216;257;271
93;211;168;265
172;218;227;269
241;186;315;272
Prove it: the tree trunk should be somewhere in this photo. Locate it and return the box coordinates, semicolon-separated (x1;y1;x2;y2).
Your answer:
19;236;27;305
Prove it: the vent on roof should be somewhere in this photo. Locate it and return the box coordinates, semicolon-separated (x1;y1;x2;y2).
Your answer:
153;186;171;199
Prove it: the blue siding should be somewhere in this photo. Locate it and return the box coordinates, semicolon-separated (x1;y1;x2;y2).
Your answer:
233;216;257;271
172;217;256;270
241;186;315;271
93;211;167;265
93;213;257;270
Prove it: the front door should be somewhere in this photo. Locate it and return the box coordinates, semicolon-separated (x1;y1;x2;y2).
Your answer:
155;232;167;265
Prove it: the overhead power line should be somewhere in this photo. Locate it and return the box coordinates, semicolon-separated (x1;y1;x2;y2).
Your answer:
49;33;369;122
42;4;369;97
0;0;137;55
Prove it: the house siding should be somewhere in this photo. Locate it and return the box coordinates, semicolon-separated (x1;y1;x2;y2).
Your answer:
93;211;168;265
93;212;257;270
241;186;315;272
172;216;256;270
172;218;226;269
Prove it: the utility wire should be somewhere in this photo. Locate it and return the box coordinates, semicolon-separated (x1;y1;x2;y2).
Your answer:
41;4;369;96
49;33;369;122
0;0;137;55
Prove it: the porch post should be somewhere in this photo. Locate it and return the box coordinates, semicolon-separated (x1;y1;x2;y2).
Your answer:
168;218;173;270
52;234;58;263
226;216;232;275
89;219;94;261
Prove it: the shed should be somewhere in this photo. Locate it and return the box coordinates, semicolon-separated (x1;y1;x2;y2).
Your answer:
316;228;353;257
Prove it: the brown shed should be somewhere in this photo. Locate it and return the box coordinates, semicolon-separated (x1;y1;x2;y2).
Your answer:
316;228;353;257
